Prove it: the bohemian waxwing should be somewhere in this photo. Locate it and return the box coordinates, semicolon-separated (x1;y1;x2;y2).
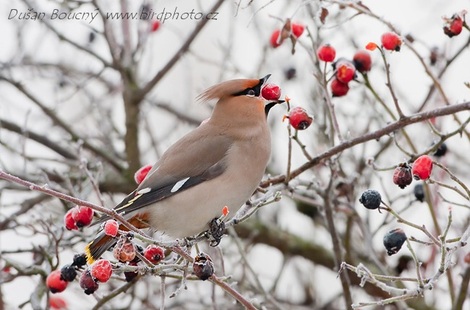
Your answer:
85;74;283;263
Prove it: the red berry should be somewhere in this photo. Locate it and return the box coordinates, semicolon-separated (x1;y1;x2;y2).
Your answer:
287;107;313;130
393;163;413;189
353;50;372;73
71;206;94;227
79;269;99;295
381;32;402;51
443;14;463;37
151;21;160;32
317;44;336;62
113;237;136;262
291;23;305;38
335;60;356;84
412;155;433;180
103;220;119;237
330;78;349;97
144;245;165;264
91;259;113;283
49;296;67;310
64;209;78;231
270;29;282;48
261;83;281;100
47;270;68;294
134;164;152;184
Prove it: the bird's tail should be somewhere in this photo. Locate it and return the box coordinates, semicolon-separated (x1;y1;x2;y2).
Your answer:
85;232;116;265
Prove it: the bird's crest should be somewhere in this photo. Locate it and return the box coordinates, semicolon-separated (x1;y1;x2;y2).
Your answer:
197;76;268;103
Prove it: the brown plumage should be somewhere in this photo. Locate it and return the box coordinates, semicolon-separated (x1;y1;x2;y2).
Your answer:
85;75;283;264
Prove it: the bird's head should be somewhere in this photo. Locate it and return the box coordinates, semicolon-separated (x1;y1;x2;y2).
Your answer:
198;75;284;118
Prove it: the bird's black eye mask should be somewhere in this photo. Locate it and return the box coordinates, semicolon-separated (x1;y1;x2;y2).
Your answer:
232;74;271;98
232;83;262;97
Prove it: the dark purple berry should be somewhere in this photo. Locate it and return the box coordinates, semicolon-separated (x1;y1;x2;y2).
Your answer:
393;163;413;189
414;183;425;202
359;189;382;210
80;270;99;295
383;228;407;256
433;142;447;157
72;253;87;268
60;264;77;282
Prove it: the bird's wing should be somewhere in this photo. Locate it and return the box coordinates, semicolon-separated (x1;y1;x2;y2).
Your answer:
112;126;232;217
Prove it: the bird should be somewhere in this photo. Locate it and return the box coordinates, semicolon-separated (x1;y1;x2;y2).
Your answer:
85;74;283;264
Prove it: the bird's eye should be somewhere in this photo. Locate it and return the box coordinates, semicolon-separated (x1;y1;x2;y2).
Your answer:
246;89;256;97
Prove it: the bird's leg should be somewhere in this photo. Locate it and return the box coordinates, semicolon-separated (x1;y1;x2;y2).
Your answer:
207;217;226;247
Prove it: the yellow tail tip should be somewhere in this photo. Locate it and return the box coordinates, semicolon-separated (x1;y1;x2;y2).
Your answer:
84;242;96;265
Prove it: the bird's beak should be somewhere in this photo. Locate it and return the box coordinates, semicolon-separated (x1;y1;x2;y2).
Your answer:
259;74;272;86
264;99;285;116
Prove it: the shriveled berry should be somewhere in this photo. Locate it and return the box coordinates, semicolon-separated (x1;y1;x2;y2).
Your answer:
286;107;313;130
91;259;112;283
193;252;214;281
353;50;372;73
381;32;402;51
412;155;433;180
124;261;139;282
443;14;463;37
72;253;87;268
113;237;136;262
134;164;152;184
47;270;68;293
261;83;281;100
270;29;282;48
104;220;119;237
393;163;413;189
317;44;336;62
60;264;77;282
64;209;78;231
413;183;425;202
359;189;381;210
433;142;447;157
144;245;165;264
383;228;407;256
291;23;305;38
79;270;99;295
330;78;349;97
71;206;94;227
335;60;356;84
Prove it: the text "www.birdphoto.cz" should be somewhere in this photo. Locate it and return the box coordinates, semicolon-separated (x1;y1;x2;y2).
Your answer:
7;7;219;24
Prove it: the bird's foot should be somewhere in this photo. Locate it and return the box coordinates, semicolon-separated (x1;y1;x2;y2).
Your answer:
208;218;226;247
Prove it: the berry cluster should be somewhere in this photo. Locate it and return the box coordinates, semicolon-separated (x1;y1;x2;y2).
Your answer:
49;240;166;296
46;253;87;294
317;44;372;97
358;146;447;256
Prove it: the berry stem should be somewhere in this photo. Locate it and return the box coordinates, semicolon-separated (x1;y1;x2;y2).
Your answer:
376;46;405;119
432;161;470;199
380;201;441;246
